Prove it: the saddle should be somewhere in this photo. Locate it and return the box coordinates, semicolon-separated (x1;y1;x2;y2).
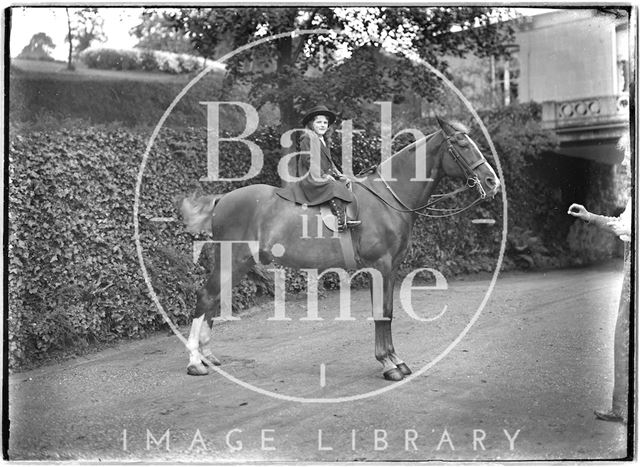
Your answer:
275;178;361;269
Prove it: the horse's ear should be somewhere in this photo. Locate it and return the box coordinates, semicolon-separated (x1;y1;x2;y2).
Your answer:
435;115;454;136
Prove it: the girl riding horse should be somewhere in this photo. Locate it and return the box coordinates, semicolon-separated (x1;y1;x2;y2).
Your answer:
276;105;361;231
180;117;501;381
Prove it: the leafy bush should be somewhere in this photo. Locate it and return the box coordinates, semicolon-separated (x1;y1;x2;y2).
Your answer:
8;125;287;369
81;48;139;70
80;47;204;74
475;103;626;267
16;51;56;62
139;50;158;71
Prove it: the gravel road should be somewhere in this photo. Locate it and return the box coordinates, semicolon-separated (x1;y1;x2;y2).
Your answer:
8;262;629;461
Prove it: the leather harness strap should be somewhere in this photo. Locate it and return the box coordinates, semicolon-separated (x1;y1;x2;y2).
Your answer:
341;229;358;270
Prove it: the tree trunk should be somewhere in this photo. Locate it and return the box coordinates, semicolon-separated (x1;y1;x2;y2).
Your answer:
274;35;299;187
276;36;296;131
279;94;296;130
66;8;74;71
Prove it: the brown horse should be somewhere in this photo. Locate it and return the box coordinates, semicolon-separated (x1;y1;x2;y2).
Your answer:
180;117;500;381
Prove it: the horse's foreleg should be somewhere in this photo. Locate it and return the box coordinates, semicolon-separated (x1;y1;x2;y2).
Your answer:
375;321;404;381
381;275;412;377
374;274;406;381
387;333;412;376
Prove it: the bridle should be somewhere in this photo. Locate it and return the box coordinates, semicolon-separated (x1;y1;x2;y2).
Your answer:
357;130;490;218
445;131;488;200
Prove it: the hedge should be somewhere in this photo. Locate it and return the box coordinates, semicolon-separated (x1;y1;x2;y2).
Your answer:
9;103;615;368
8;125;284;368
80;47;205;74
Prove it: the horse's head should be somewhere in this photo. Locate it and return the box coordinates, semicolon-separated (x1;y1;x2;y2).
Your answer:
436;116;500;199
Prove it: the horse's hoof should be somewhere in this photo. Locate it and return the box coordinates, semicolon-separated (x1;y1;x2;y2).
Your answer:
383;368;404;381
201;353;222;366
187;363;209;376
396;363;412;375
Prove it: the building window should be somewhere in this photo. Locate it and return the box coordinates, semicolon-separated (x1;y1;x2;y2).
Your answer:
616;24;629;93
490;50;520;106
617;58;629;93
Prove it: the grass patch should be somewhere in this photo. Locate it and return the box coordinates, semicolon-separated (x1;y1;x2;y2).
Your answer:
9;58;239;128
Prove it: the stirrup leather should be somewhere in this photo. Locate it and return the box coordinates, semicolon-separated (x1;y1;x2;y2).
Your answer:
328;199;347;230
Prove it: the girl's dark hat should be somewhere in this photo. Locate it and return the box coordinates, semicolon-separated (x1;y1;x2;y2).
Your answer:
301;105;337;126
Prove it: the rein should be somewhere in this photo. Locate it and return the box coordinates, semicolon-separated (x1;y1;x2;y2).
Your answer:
357;170;483;218
355;131;487;218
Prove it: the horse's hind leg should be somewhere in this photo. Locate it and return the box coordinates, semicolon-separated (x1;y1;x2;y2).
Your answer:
187;282;220;376
198;321;219;364
187;302;221;371
187;314;215;375
187;247;255;376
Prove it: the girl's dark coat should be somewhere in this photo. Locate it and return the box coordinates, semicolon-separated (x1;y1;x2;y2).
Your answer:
276;133;354;205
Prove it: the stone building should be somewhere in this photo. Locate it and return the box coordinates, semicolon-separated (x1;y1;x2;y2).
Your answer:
447;8;630;165
447;8;632;259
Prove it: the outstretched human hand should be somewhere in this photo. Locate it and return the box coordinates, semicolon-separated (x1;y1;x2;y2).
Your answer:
567;203;590;221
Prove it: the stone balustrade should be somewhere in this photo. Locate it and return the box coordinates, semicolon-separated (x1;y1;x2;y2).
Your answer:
542;94;629;130
540;94;629;163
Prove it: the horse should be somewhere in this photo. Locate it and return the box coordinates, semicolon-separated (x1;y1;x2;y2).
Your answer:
180;116;500;381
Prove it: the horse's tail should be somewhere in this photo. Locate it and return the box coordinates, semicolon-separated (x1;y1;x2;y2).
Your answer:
180;193;224;234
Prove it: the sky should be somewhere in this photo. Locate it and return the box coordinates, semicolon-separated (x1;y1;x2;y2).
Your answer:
9;7;559;61
10;7;143;60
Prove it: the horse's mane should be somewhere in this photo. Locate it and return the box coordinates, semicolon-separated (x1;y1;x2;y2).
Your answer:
356;129;440;177
354;120;470;177
399;129;440;153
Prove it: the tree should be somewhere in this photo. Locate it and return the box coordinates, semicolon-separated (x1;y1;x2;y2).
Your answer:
17;32;56;61
131;9;194;54
65;7;106;70
164;7;515;129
